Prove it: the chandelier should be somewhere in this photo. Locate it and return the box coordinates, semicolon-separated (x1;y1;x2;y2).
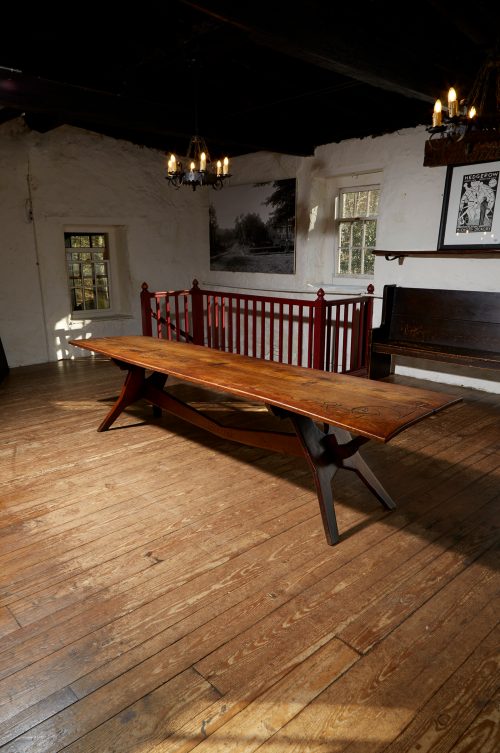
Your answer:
166;134;230;191
424;53;500;166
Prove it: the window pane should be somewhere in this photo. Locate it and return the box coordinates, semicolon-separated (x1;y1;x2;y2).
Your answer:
82;264;93;278
97;289;110;308
351;247;362;274
71;235;91;248
339;223;351;246
91;235;106;247
356;191;368;216
341;192;356;218
83;290;96;309
368;190;379;215
72;288;83;309
364;253;375;275
365;220;377;246
352;222;363;246
338;248;350;274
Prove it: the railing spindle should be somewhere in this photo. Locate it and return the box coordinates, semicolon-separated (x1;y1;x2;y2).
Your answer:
287;304;293;364
269;302;275;361
342;303;349;372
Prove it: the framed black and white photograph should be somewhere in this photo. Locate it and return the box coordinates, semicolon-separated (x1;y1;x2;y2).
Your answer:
209;178;296;273
438;162;500;250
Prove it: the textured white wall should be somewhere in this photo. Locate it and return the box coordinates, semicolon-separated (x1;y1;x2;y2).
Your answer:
0;120;208;365
0;118;498;392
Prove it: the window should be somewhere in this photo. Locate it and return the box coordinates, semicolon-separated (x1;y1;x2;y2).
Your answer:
336;186;379;276
65;232;111;311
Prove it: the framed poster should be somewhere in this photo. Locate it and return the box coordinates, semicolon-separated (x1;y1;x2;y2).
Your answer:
209;178;296;273
438;162;500;250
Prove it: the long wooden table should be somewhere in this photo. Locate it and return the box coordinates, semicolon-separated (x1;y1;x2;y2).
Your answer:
69;336;461;545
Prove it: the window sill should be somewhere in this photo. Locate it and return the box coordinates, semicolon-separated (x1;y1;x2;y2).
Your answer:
70;313;133;322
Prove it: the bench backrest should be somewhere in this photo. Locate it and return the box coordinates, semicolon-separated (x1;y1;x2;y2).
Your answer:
381;285;500;352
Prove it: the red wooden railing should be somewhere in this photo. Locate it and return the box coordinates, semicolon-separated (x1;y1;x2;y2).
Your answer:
141;279;373;374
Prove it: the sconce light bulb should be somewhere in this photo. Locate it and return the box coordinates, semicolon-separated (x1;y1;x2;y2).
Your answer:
447;87;458;117
432;99;442;126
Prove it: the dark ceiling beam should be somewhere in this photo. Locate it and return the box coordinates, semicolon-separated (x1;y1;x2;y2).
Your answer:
0;69;191;138
0;69;301;155
427;0;498;48
180;1;436;104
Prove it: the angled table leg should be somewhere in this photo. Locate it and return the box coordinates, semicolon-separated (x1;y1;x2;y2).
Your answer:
98;365;169;431
98;364;146;431
332;428;396;511
286;414;396;545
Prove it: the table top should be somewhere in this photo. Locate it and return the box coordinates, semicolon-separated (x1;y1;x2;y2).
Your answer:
69;335;461;443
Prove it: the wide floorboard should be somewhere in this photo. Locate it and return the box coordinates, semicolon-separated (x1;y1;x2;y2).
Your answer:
0;357;498;752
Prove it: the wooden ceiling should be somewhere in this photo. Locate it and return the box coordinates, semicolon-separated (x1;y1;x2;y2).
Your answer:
1;1;499;158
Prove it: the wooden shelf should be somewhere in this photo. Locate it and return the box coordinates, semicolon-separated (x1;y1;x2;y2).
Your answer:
373;249;500;264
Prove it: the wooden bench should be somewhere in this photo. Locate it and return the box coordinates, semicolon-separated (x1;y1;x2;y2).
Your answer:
68;335;459;545
369;285;500;380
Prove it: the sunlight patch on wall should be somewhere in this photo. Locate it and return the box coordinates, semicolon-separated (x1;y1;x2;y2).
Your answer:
309;205;318;232
54;316;91;360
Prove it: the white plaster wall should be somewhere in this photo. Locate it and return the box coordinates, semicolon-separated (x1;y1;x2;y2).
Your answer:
0;120;207;366
0;119;498;393
0;122;47;365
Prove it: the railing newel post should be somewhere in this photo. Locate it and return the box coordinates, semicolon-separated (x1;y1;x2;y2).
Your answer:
364;292;374;373
140;282;153;336
313;288;327;370
190;278;204;345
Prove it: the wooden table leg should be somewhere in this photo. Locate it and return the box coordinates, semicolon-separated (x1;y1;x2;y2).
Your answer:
330;428;396;512
98;364;146;431
288;414;395;545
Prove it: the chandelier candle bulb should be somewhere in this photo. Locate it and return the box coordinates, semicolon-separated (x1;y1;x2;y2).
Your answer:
447;87;458;117
433;99;442;126
223;156;229;175
216;160;222;176
468;106;477;119
200;152;206;171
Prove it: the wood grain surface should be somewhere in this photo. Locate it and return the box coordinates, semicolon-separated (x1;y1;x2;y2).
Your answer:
68;336;460;441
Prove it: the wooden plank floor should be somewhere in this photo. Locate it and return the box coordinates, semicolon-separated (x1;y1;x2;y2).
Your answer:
0;357;498;752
